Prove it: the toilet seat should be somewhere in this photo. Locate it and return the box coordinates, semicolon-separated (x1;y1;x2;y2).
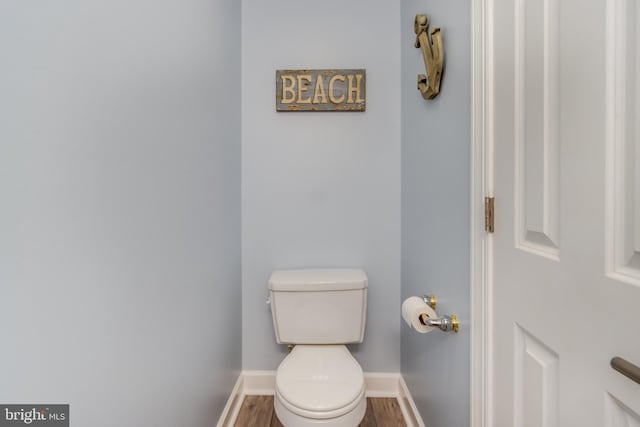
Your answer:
275;345;365;420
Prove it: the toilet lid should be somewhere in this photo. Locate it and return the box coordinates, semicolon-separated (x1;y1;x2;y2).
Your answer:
275;345;364;414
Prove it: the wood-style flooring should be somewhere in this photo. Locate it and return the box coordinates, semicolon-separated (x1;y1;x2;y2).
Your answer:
234;395;407;427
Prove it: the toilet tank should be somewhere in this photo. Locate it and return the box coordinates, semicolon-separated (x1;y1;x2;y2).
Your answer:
268;269;368;344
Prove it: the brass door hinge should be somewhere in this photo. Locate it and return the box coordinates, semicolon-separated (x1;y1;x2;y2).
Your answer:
485;196;495;233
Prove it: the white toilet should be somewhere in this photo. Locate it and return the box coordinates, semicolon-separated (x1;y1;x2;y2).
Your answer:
268;269;368;427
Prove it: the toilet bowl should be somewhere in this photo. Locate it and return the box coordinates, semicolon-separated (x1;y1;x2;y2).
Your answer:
274;345;366;427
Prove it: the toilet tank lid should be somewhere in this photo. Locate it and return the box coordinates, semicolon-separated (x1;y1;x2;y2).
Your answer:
269;269;368;292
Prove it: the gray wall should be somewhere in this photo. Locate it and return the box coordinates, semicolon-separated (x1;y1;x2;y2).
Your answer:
0;1;241;426
400;1;471;426
241;0;401;371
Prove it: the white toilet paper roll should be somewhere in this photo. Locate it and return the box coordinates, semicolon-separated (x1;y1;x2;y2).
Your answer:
402;296;438;333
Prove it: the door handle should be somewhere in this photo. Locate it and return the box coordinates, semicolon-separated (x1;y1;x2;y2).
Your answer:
611;357;640;385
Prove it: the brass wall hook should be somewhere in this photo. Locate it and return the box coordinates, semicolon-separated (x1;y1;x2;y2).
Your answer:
414;14;443;100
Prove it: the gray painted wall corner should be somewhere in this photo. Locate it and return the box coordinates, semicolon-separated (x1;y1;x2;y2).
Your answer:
400;1;471;426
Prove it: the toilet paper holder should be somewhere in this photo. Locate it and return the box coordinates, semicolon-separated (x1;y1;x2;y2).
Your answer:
420;294;459;333
422;294;437;309
419;312;459;333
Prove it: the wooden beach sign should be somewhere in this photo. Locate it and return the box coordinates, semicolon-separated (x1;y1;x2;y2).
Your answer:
276;69;366;112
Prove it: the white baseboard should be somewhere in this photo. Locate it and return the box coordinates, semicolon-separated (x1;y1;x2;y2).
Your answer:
241;370;276;395
363;372;402;398
398;375;426;427
215;375;244;427
217;371;425;427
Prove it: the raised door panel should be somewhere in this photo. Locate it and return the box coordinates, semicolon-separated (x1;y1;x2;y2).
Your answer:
513;325;559;427
514;0;560;260
607;0;640;286
606;393;640;427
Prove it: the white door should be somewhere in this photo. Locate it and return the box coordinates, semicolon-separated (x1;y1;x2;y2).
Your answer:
490;0;640;425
